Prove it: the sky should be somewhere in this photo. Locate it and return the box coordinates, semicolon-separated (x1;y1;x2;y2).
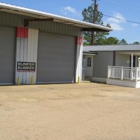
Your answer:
1;0;140;44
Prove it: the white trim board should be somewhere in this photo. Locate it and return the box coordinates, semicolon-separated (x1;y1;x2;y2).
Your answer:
107;79;140;88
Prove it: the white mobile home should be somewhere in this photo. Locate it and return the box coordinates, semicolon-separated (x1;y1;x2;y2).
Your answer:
83;45;140;88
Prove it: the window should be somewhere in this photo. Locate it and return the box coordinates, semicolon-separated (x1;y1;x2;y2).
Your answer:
87;57;91;67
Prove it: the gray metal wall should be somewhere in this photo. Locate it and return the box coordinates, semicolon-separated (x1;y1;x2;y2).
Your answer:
37;31;75;83
93;52;114;78
0;11;82;85
115;53;130;67
0;11;81;36
0;26;15;84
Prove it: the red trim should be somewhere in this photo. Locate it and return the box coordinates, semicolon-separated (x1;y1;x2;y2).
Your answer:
24;28;28;38
77;37;83;46
16;27;28;38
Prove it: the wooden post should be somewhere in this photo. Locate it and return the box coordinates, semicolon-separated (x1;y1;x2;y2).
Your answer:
121;66;123;80
30;77;34;85
136;67;138;81
131;53;133;80
18;77;20;85
78;76;80;83
107;66;110;79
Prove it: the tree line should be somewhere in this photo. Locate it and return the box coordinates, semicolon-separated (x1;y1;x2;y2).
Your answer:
84;38;140;46
82;3;140;46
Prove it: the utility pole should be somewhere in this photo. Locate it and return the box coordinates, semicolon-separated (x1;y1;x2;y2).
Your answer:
91;0;98;45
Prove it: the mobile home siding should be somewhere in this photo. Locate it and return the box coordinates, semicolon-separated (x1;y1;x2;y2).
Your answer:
0;11;81;36
115;53;130;67
93;51;114;78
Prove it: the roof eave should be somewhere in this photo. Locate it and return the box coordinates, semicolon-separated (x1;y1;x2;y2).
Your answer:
0;2;113;31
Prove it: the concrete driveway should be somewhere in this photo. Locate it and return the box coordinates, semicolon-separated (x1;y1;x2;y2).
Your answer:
0;83;140;140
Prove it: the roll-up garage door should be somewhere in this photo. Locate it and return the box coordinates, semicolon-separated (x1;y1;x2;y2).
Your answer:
0;26;15;84
37;32;75;83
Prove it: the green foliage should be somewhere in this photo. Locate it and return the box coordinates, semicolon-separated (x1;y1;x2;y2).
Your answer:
106;37;119;45
82;5;103;24
95;38;106;45
133;41;140;44
95;37;119;45
119;39;128;45
82;4;111;45
82;2;140;46
83;42;91;46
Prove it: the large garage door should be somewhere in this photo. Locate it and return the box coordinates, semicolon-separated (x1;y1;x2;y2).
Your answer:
0;26;15;84
37;32;75;83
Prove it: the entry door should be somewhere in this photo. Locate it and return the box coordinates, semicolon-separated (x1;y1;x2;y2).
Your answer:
82;58;86;81
85;56;93;77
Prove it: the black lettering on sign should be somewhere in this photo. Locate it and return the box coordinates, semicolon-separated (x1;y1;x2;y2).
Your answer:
17;62;36;72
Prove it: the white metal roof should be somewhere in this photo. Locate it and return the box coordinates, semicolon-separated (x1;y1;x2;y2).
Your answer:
84;45;140;52
0;2;112;31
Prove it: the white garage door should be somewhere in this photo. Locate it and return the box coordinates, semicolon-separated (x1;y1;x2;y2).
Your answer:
37;32;75;83
0;26;15;84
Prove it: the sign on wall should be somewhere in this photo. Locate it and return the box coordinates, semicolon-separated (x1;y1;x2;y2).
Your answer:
17;62;36;72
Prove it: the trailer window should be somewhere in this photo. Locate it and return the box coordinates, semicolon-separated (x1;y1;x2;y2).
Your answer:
87;57;91;67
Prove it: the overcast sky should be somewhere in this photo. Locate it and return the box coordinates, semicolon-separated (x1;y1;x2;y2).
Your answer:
1;0;140;43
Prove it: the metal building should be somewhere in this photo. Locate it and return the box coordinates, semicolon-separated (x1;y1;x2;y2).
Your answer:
0;3;112;85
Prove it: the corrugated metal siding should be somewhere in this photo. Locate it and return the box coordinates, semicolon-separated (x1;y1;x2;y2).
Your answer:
0;26;15;84
27;29;38;84
37;31;75;83
15;28;28;84
29;21;81;36
115;53;130;67
0;11;81;36
15;28;38;84
93;52;114;78
0;11;23;26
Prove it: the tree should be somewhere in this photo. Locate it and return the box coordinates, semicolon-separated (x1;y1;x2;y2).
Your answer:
82;4;103;24
119;39;128;45
83;41;90;46
95;38;106;45
133;41;140;44
106;37;119;45
82;4;110;45
95;37;119;45
95;23;111;41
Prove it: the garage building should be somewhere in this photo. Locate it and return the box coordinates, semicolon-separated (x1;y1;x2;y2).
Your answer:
0;3;112;85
